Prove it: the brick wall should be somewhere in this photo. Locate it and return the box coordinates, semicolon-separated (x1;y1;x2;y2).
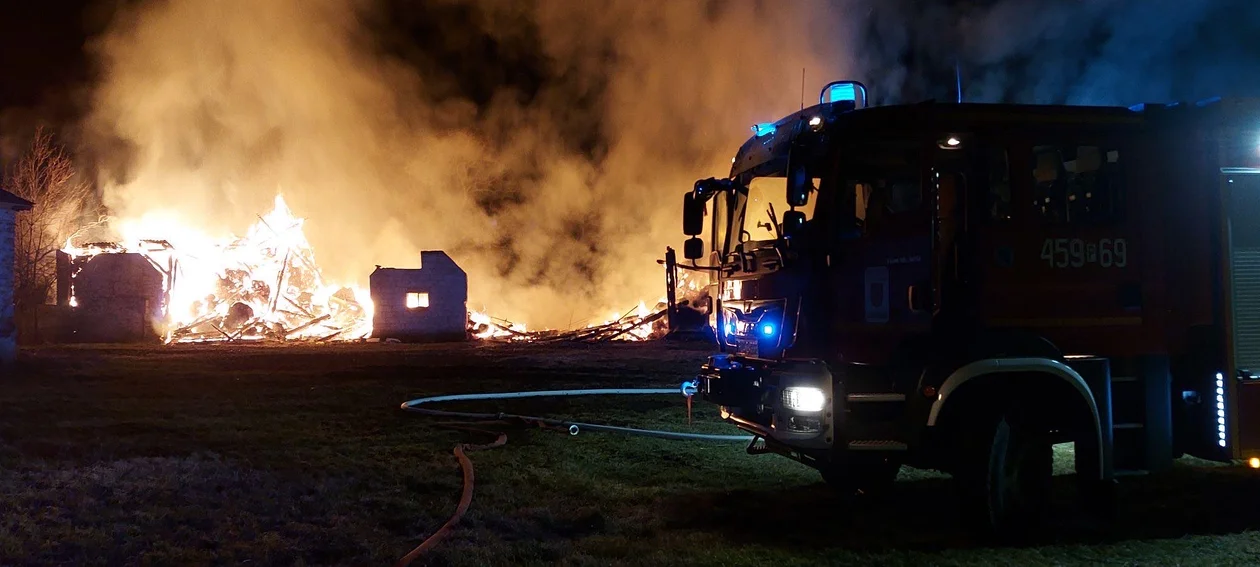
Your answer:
0;208;16;364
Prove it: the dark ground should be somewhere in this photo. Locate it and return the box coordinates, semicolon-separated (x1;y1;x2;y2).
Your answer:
2;341;1260;566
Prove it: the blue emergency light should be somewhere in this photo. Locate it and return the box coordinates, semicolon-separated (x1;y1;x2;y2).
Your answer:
751;122;777;137
761;323;776;337
820;80;868;108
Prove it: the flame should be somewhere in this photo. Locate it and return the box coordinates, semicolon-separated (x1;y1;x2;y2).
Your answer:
469;309;529;341
59;196;704;345
62;195;374;343
466;287;683;343
462;259;710;343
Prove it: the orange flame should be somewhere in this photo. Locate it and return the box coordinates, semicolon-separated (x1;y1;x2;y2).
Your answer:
61;195;702;344
62;195;374;343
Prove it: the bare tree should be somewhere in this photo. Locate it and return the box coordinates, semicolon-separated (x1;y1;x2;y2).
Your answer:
5;127;93;343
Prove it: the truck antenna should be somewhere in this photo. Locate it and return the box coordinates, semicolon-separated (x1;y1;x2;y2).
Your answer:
800;67;806;111
955;60;963;103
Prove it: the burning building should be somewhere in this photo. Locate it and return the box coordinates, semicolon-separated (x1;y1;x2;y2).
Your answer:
58;196;374;344
1;190;34;364
370;251;469;343
53;247;166;343
46;194;694;346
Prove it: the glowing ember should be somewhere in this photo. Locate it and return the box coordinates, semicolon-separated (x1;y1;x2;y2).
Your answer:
62;195;374;343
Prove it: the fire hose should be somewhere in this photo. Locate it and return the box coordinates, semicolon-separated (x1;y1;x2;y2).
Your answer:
394;383;753;566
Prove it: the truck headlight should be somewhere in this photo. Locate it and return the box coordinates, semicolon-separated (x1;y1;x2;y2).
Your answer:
782;386;826;412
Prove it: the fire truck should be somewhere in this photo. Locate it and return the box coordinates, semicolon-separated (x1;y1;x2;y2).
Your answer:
682;80;1260;534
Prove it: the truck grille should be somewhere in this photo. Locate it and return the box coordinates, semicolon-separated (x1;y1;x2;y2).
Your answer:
1232;248;1260;373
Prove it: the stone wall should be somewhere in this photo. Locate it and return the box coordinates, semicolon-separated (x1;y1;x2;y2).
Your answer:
0;208;16;364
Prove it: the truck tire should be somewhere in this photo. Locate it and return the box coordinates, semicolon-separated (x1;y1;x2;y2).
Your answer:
820;454;901;498
955;410;1053;537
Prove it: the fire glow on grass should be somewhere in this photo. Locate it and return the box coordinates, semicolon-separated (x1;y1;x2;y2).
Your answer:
61;195;694;344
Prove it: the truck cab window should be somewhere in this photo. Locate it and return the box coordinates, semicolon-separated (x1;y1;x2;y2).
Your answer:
855;182;872;223
839;174;920;238
838;143;920;236
744;177;818;242
1031;144;1122;224
885;178;922;214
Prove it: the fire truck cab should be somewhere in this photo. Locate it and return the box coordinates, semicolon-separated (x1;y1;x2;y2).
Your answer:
683;81;1260;533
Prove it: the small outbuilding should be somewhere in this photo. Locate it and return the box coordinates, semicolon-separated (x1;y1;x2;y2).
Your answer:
370;251;469;342
65;253;166;343
1;189;34;364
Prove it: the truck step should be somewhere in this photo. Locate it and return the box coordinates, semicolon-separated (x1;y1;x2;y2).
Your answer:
845;393;906;403
1113;469;1149;477
848;440;908;451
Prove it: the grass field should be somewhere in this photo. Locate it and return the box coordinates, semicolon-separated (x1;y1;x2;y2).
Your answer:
3;341;1260;566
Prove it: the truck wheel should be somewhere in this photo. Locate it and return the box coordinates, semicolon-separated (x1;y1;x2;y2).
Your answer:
956;411;1053;537
820;455;901;498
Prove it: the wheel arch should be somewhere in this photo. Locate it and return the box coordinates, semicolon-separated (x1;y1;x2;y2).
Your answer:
927;358;1105;480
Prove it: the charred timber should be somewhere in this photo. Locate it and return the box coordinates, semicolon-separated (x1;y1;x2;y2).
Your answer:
283;314;331;338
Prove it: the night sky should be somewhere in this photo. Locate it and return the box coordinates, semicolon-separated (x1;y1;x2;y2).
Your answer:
0;0;563;118
0;0;97;106
4;0;1260;134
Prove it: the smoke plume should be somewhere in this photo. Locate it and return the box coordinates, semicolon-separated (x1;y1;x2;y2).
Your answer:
78;0;1258;329
81;0;858;328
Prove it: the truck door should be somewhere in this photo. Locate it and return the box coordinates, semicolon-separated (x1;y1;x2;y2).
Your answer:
828;141;933;364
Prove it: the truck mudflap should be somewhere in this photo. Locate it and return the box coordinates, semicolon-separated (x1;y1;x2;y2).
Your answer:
697;354;835;451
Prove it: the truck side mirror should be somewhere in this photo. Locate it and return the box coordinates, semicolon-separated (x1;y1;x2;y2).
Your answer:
683;192;704;236
683;237;705;260
782;210;805;237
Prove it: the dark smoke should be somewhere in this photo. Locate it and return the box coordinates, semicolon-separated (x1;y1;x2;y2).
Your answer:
860;0;1260;105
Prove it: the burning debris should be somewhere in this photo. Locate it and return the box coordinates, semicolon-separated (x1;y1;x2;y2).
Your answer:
468;301;668;343
61;196;373;344
54;196;707;346
467;257;709;344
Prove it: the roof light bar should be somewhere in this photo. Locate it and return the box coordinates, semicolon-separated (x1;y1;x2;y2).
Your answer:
820;80;868;108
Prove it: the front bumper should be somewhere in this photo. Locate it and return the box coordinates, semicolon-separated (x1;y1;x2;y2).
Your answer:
697;353;835;451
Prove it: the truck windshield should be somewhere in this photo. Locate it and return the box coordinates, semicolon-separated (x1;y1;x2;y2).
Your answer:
718;176;819;258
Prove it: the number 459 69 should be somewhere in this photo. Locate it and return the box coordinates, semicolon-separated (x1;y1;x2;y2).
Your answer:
1040;238;1128;268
